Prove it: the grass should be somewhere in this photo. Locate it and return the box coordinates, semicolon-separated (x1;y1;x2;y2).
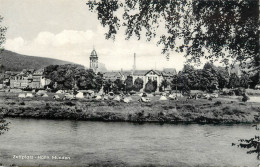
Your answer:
0;92;260;123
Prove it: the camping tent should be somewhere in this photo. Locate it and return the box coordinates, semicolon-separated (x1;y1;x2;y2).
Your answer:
108;92;114;99
36;90;47;96
95;95;102;100
159;96;168;101
169;94;177;100
140;97;151;102
53;95;60;99
56;90;64;94
76;92;84;99
26;93;34;98
18;93;26;98
123;97;130;103
127;97;133;101
42;93;48;97
113;95;121;101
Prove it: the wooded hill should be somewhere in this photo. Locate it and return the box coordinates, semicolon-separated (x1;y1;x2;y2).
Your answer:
0;50;78;71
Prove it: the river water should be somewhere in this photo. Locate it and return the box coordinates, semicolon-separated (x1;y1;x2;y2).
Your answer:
0;118;259;167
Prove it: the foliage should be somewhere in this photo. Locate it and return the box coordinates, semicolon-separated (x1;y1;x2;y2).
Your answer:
0;16;9;135
44;64;99;91
235;125;260;160
0;116;9;135
216;67;229;89
144;79;154;93
103;79;112;94
113;78;124;93
133;77;144;91
0;16;6;73
240;73;251;89
161;79;169;91
228;73;240;89
199;63;218;92
86;0;259;71
152;80;158;92
125;76;133;92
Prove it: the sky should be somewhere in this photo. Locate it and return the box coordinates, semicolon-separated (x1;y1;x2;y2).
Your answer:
0;0;189;71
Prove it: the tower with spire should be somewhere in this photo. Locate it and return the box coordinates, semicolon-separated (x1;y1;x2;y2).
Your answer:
90;48;98;73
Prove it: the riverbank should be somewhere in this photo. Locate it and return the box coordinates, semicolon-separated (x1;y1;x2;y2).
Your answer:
1;92;260;124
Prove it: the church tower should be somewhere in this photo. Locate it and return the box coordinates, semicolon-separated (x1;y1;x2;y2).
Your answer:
90;49;98;73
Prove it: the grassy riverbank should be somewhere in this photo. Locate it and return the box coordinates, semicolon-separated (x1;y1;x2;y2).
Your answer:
1;92;260;124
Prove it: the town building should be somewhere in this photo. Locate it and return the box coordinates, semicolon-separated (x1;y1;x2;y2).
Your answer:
9;69;51;89
90;49;98;73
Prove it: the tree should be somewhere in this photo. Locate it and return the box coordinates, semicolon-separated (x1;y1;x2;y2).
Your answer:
133;77;144;91
216;67;229;89
234;126;260;160
44;64;100;91
161;79;169;91
125;76;133;93
199;62;218;92
0;116;9;135
228;73;240;89
0;16;8;135
113;78;124;93
152;80;158;92
0;16;7;74
240;73;251;89
103;79;112;94
86;1;259;72
144;79;154;93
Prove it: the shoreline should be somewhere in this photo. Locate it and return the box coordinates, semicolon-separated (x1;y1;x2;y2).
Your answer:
1;94;260;124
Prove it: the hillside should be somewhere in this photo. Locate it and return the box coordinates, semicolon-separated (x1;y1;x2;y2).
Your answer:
0;50;79;71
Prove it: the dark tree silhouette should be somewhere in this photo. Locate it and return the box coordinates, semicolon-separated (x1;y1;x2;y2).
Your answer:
0;15;8;135
133;77;144;91
86;0;259;71
234;125;260;160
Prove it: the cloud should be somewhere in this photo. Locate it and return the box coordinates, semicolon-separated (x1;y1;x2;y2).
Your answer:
4;25;186;71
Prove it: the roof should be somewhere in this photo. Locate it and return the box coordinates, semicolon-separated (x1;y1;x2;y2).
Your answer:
103;72;121;77
90;49;98;58
163;68;177;75
119;71;132;77
132;70;148;76
144;70;162;76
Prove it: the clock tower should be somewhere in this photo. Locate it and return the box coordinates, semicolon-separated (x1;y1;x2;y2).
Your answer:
90;49;98;73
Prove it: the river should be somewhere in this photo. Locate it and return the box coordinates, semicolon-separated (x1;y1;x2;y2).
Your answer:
0;118;259;167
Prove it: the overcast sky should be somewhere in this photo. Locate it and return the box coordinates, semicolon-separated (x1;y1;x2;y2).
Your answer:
0;0;189;71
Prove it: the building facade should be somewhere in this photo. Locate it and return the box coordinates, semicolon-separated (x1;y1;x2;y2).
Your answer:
90;49;98;73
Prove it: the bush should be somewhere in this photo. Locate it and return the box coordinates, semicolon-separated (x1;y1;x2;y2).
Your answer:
19;102;25;105
234;87;245;96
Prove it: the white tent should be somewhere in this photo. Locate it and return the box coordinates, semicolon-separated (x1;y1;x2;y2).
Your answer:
42;93;49;97
113;95;121;101
18;93;26;98
159;96;168;101
95;95;102;100
127;97;133;101
103;96;109;100
26;93;34;98
169;94;177;100
56;90;64;94
76;92;84;99
140;97;150;102
53;95;60;99
123;97;130;103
